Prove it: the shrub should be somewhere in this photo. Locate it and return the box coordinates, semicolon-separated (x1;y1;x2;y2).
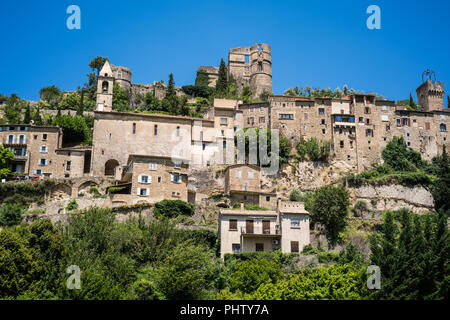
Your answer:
88;186;102;198
0;203;25;226
209;193;224;201
65;199;78;211
296;137;331;162
289;189;303;202
351;200;369;217
153;200;195;218
301;244;317;255
230;258;284;294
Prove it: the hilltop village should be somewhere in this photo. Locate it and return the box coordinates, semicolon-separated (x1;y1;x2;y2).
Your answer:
1;43;449;257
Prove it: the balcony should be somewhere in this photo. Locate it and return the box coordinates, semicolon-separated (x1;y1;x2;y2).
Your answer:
241;225;280;236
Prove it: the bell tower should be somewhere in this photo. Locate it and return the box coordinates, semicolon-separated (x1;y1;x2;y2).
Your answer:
96;60;114;112
416;69;445;112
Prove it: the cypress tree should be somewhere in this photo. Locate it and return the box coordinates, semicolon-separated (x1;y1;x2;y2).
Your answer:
23;104;32;124
431;146;450;212
409;93;416;109
215;58;228;96
34;108;43;126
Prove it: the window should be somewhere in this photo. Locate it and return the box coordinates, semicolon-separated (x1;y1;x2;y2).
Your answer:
366;129;374;137
176;126;180;137
117;71;122;79
425;122;431;130
243;182;248;191
347;155;351;160
7;135;14;144
382;105;387;110
34;169;42;175
255;243;264;251
236;169;242;178
171;173;182;183
402;118;410;126
260;106;264;112
340;140;344;148
440;124;447;132
40;146;48;153
259;117;265;123
139;175;151;184
250;107;254;112
138;188;149;196
322;129;326;134
247;117;254;125
34;135;37;140
220;118;228;125
221;130;224;136
381;115;389;122
396;119;401;126
291;219;300;228
132;123;136;134
158;176;161;183
281;124;286;129
318;108;325;115
386;124;390;131
291;241;299;253
43;134;47;140
174;161;182;169
366;118;370;125
229;219;237;231
339;129;343;134
232;244;241;254
223;140;226;149
202;143;206;151
154;125;158;135
350;141;353;149
66;161;71;171
359;117;364;123
364;107;371;114
266;196;270;201
248;171;254;179
321;119;325;125
18;135;25;144
279;114;294;120
149;162;157;170
39;158;48;166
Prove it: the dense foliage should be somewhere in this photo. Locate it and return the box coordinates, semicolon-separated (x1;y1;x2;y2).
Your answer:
153;200;195;218
296;137;331;162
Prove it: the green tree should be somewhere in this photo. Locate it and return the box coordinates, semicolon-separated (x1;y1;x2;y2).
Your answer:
431;146;450;212
409;92;417;110
308;185;350;242
230;258;283;294
59;92;81;111
0;230;43;298
279;136;292;164
39;85;61;109
112;83;130;112
194;70;210;87
0;203;25;226
89;56;108;76
289;189;302;202
251;264;366;300
23;104;32;124
296;137;331;162
153;199;195;219
154;241;217;299
0;145;14;179
215;59;228;96
3;94;24;123
382;136;424;171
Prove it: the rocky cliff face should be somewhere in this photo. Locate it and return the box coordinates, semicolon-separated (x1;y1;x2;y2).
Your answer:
349;184;434;214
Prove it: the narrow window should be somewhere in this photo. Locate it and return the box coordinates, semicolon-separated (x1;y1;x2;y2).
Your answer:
154;125;158;135
132;123;136;134
176;126;180;137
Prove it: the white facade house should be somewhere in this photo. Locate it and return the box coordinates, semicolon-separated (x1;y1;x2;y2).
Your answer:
218;201;310;258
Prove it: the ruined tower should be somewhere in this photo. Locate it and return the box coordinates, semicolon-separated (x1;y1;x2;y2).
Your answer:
111;65;132;90
416;69;445;112
96;60;114;112
249;43;272;99
227;43;272;98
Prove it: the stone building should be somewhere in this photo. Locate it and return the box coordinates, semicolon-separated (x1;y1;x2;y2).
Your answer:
54;147;92;179
0;124;62;177
105;154;190;207
218;200;309;258
238;76;449;173
224;164;277;210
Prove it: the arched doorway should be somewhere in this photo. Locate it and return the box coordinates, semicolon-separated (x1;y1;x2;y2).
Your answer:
104;159;119;176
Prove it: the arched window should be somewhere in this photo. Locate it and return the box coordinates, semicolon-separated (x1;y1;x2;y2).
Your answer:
104;159;119;176
117;71;122;79
440;123;447;132
258;63;263;71
102;81;109;93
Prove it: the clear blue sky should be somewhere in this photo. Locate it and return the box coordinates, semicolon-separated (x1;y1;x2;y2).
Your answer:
0;0;449;106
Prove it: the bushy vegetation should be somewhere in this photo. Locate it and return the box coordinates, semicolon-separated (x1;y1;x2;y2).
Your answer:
296;137;331;162
153;200;195;218
342;137;438;187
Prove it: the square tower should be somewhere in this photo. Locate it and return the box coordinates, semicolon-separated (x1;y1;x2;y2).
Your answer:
416;77;445;112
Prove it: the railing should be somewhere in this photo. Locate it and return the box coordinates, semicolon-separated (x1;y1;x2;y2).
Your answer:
241;226;280;235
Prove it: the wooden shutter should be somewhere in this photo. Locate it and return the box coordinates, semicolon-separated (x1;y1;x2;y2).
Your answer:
263;220;270;234
291;241;299;253
229;219;237;230
246;220;254;234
